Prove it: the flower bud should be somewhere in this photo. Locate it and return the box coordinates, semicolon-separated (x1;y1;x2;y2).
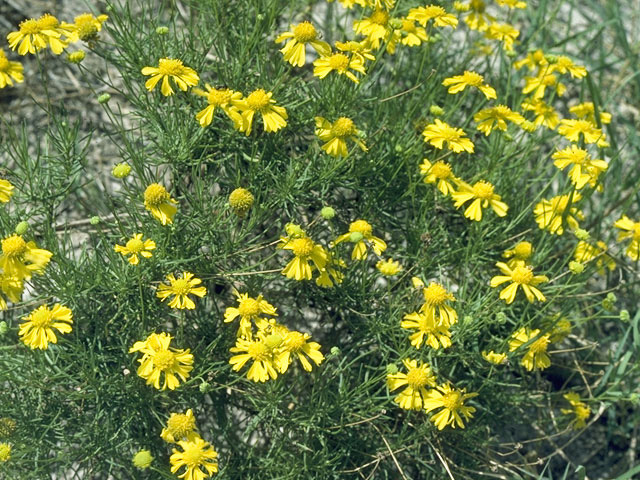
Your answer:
429;105;444;116
132;449;153;469
349;232;364;243
14;221;28;235
97;93;111;104
620;309;630;322
228;188;254;218
67;51;85;64
386;364;398;374
90;216;100;225
156;26;169;35
569;261;584;274
320;206;335;220
112;163;131;179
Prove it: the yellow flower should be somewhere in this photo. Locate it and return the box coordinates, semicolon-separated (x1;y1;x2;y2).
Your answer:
0;442;10;462
353;9;392;49
0;50;24;89
451;180;508;221
490;262;548;304
401;311;452;349
520;98;559;129
334;219;387;260
508;327;551;371
315;116;367;157
407;5;458;28
387;359;437;410
423;383;478;430
534;193;583;235
281;330;325;372
129;332;194;390
0;179;15;202
474;105;524;136
276;21;331;67
7;14;71;55
422;119;474;153
0;274;23;311
569;102;611;125
485;22;519;51
335;40;376;62
420;282;458;326
522;71;566;99
458;0;495;32
0;234;52;281
18;304;73;350
552;145;608;190
398;19;429;47
228;187;254;218
558;119;608;147
67;13;108;43
279;230;328;281
161;409;199;443
315;250;345;288
143;183;178;225
614;215;640;261
574;240;615;273
514;49;547;71
229;335;280;382
376;258;402;276
482;350;507;364
192;85;243;128
233;89;287;135
157;272;207;310
551;56;587;79
502;241;533;268
419;159;458;195
114;233;156;265
313;52;366;84
561;392;591;429
141;58;199;96
170;437;218;480
442;71;496;99
224;292;277;338
496;0;527;8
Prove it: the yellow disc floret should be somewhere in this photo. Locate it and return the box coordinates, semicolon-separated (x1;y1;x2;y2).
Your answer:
144;183;170;207
472;181;495;200
328;53;349;71
291;237;314;258
2;235;27;258
293;22;317;42
331;117;356;138
245;89;271;112
511;266;534;284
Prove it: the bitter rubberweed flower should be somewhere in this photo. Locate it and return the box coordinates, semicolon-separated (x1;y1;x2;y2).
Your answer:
457;0;495;32
143;183;178;225
0;179;14;202
281;330;324;372
552;145;608;190
114;233;156;265
335;40;376;62
0;442;10;462
67;13;108;43
0;234;52;281
496;0;527;8
474;105;524;135
398;19;428;47
522;71;566;99
387;358;437;410
170;437;218;480
229;335;280;382
161;409;199;443
233;89;287;135
224;292;277;338
193;85;243;128
0;275;22;311
129;332;194;390
279;230;328;281
423;384;477;430
422;119;474;153
534;193;583;235
420;282;457;326
7;14;71;55
490;262;548;304
276;22;330;67
315;116;367;157
353;9;391;49
502;241;533;268
451;180;508;221
551;56;587;78
558;119;608;147
574;241;615;273
569;102;611;125
520;98;559;129
228;188;254;217
420;159;457;195
315;250;345;288
376;258;402;276
334;219;387;260
0;50;23;89
561;392;591;429
485;22;519;51
508;327;551;371
407;5;458;28
141;58;199;96
401;311;452;349
157;272;207;310
313;52;366;84
442;71;496;99
482;350;507;364
19;304;73;350
614;215;640;260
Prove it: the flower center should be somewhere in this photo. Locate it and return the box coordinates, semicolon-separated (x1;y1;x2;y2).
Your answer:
328;53;349;71
331;117;356;138
542;74;557;86
157;58;185;76
423;283;449;306
464;72;483;86
405;367;430;388
291;237;314;258
247;341;269;361
370;10;389;25
285;332;306;351
529;335;549;354
2;235;27;258
472;181;494;199
349;220;372;237
144;183;169;207
125;238;144;253
245;89;270;111
293;22;317;42
207;88;232;106
153;350;176;371
511;266;534;284
37;14;60;30
19;19;40;35
238;298;260;317
167;413;195;438
181;442;205;466
430;162;451;179
513;242;532;259
171;278;191;295
441;390;463;410
401;19;416;32
30;308;53;328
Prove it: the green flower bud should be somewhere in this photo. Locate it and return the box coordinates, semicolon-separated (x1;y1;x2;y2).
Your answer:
67;51;85;64
14;221;28;235
574;229;590;241
386;364;398;374
321;206;335;220
97;93;111;104
0;322;6;337
330;346;341;356
620;310;630;322
111;163;131;179
156;26;169;35
89;216;100;225
495;312;507;324
544;54;558;64
199;381;211;393
569;261;584;274
132;449;153;469
349;232;364;243
429;105;444;116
